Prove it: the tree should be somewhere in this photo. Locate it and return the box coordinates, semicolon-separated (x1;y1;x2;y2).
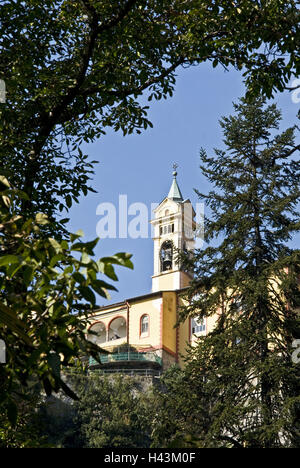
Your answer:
178;97;300;448
70;372;153;448
149;365;209;448
0;1;299;232
0;0;299;443
0;176;133;425
0;381;46;448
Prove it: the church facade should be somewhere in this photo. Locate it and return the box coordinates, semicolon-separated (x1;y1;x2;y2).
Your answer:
87;170;213;373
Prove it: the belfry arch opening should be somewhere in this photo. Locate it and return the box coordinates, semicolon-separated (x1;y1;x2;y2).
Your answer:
160;240;173;272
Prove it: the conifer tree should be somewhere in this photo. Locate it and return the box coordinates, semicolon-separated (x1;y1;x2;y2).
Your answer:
180;98;300;448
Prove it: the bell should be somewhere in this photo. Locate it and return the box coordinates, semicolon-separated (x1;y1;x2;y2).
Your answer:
164;249;172;262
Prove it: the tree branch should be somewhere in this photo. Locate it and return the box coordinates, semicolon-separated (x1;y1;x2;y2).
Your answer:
218;435;244;448
22;0;138;202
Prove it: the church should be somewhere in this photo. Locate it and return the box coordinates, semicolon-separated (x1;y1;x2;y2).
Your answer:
87;169;215;374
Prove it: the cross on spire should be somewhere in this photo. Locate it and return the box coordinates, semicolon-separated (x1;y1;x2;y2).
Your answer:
172;163;178;177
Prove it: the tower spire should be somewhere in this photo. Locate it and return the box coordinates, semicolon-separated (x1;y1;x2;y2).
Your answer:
168;163;183;202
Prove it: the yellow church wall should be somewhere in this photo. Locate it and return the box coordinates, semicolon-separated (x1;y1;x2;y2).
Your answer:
162;291;177;356
177;296;191;367
87;294;165;353
127;296;162;349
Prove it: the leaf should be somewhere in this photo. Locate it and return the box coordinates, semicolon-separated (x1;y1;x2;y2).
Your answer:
7;400;18;427
61;240;69;250
91;279;117;298
71;238;98;254
81;252;90;265
91;284;109;298
70;231;83;242
72;272;86;284
16;190;29;201
1;195;10;207
103;263;118;281
0;176;10;188
66;195;72;208
0;303;33;346
63;265;73;275
49;253;64;267
55;376;79;400
75;229;84;237
47;352;61;378
7;261;23;278
100;252;134;270
0;255;20;267
78;286;96;306
48;238;62;252
23;265;35;286
35;212;49;225
114;252;134;269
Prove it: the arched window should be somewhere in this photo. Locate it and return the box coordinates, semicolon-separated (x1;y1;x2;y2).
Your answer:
160;240;173;272
108;316;127;341
87;321;106;344
140;315;149;336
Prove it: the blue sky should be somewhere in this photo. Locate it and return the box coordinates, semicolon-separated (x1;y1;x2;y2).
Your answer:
67;62;299;306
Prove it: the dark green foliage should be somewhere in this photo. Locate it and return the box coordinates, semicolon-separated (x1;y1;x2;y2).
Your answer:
0;381;47;448
111;343;138;354
149;365;208;448
0;0;299;447
177;98;300;448
0;1;299;233
0;178;133;425
70;373;153;448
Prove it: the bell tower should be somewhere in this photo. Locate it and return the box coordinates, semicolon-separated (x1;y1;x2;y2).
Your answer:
151;166;195;292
